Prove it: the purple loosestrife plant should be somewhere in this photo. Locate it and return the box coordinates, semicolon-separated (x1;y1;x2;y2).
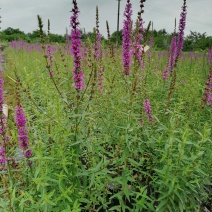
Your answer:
166;0;187;107
144;99;152;122
201;66;212;107
15;105;32;166
136;0;146;70
207;48;212;64
175;0;187;61
162;68;169;80
70;0;85;90
122;0;132;75
132;19;144;67
94;33;101;60
46;45;54;78
94;6;101;61
94;6;104;94
46;20;55;78
0;145;6;168
163;36;177;79
163;0;187;80
97;67;104;94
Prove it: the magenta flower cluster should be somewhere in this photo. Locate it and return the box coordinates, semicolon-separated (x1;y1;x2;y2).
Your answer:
15;105;32;165
204;69;212;106
144;99;152;122
46;45;54;77
9;39;45;53
97;67;104;94
163;36;177;79
175;0;187;60
94;33;101;60
208;48;212;64
0;145;6;167
122;0;132;75
70;0;85;90
163;0;187;79
132;19;144;67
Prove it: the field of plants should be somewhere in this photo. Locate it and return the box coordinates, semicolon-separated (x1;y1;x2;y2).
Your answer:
0;0;212;211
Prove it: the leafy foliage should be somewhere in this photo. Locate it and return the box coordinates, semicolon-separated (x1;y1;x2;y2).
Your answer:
0;40;211;211
1;27;211;51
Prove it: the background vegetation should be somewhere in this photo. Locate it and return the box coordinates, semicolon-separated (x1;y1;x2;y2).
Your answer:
0;27;212;51
0;1;212;211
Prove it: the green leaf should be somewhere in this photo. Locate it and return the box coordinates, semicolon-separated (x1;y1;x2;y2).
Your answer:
175;190;185;205
156;199;168;212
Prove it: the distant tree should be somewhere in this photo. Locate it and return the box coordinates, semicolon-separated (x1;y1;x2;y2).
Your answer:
183;31;212;51
158;28;168;35
3;27;24;35
1;27;26;41
49;33;65;43
111;30;122;46
0;24;211;51
27;30;46;41
183;39;193;51
187;31;207;43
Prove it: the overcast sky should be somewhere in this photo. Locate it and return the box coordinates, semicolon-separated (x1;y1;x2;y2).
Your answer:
1;0;212;38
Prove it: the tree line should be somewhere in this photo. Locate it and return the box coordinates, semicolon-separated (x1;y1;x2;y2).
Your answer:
0;27;211;51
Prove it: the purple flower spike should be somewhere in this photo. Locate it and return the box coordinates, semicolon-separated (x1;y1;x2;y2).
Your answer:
163;68;169;79
70;0;85;90
163;36;177;79
94;33;101;60
132;19;144;67
144;99;152;122
208;48;212;64
0;145;7;167
15;105;32;165
122;0;132;75
72;70;85;90
46;45;54;78
97;67;104;94
203;68;212;107
162;0;187;80
176;0;187;60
